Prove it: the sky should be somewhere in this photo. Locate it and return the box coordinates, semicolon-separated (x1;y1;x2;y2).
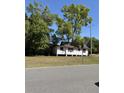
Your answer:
25;0;99;39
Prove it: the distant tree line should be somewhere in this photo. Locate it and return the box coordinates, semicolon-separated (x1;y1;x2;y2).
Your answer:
25;0;99;56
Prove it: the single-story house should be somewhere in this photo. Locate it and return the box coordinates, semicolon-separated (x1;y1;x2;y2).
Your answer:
53;44;89;56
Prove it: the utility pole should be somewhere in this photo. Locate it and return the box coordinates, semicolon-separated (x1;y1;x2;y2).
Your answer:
90;23;92;55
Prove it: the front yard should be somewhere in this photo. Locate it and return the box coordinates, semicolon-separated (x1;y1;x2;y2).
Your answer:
25;55;99;68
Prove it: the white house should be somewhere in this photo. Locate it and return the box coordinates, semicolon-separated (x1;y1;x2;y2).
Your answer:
53;44;89;56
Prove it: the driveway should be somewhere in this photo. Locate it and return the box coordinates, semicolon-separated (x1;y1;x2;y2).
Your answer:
26;64;99;93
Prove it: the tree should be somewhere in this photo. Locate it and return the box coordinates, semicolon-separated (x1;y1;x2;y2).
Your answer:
61;4;91;42
83;37;99;54
25;1;55;55
51;34;60;46
56;16;73;43
92;37;99;53
71;35;83;47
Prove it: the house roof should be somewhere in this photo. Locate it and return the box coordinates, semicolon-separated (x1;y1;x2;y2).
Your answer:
83;44;89;49
61;44;75;48
56;44;80;49
55;44;89;50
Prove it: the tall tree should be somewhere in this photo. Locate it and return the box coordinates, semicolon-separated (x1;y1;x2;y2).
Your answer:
25;1;55;55
55;16;73;43
61;4;91;42
71;35;83;47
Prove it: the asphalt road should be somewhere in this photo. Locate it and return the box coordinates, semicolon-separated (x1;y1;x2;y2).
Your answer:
25;64;99;93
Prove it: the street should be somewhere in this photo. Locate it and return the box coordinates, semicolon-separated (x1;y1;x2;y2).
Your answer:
26;64;99;93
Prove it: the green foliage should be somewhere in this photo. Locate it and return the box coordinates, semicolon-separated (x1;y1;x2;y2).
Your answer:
83;37;99;53
54;4;92;45
56;16;73;42
25;1;98;56
61;4;91;41
88;17;92;24
92;37;99;53
51;34;60;45
71;35;83;47
25;1;55;56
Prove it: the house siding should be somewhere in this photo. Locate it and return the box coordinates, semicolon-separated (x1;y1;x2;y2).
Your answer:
56;47;88;56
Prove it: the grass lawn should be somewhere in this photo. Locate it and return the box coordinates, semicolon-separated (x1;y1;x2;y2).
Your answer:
25;55;99;68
